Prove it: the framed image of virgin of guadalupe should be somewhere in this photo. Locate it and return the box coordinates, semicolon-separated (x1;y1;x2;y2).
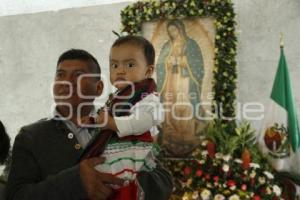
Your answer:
142;18;215;157
120;0;237;158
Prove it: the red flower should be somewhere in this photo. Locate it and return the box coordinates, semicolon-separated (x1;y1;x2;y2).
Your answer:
205;174;211;180
213;176;219;182
196;170;203;177
241;184;247;191
184;167;192;176
252;195;261;200
227;180;236;187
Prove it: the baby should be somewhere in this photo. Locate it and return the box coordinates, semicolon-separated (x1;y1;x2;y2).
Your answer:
97;35;162;142
81;35;163;200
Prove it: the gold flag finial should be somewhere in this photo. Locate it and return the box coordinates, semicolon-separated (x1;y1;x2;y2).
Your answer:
280;32;284;48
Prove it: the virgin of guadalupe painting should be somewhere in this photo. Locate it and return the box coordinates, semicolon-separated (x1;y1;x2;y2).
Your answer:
142;18;215;157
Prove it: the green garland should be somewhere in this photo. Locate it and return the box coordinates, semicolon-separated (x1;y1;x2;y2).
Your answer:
120;0;237;119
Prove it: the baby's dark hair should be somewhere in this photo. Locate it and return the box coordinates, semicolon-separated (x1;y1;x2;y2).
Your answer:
0;121;10;165
112;35;155;66
57;49;101;80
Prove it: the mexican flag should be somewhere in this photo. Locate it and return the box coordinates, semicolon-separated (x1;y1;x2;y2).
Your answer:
259;47;300;170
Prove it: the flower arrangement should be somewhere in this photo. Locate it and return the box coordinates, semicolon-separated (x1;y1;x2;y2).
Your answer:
179;148;282;200
161;121;284;200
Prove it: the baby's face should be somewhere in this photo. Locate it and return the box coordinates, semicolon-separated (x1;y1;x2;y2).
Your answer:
109;43;153;90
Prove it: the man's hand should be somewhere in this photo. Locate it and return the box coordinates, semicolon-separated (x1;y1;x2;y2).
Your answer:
79;157;124;200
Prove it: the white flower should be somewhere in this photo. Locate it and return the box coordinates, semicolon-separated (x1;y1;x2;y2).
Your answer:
200;189;211;200
202;150;208;156
120;31;129;36
273;185;282;196
250;171;256;178
249;163;260;169
230;185;236;190
182;196;189;200
198;160;205;164
201;140;208;146
234;159;242;164
222;164;230;172
266;187;272;194
222;154;232;162
263;171;274;179
187;179;193;187
192;191;199;199
214;194;225;200
215;153;223;159
229;194;240;200
192;149;201;156
258;176;266;184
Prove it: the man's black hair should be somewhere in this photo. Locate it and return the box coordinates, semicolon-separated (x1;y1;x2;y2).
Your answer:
112;35;155;66
57;49;101;80
0;121;10;165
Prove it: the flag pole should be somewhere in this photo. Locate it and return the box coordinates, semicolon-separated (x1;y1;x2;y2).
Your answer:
280;32;284;48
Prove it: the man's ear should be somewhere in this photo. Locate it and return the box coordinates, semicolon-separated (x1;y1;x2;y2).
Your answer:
96;80;104;97
146;65;154;78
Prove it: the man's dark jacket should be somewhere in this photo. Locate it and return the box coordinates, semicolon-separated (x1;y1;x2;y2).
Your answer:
6;119;173;200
